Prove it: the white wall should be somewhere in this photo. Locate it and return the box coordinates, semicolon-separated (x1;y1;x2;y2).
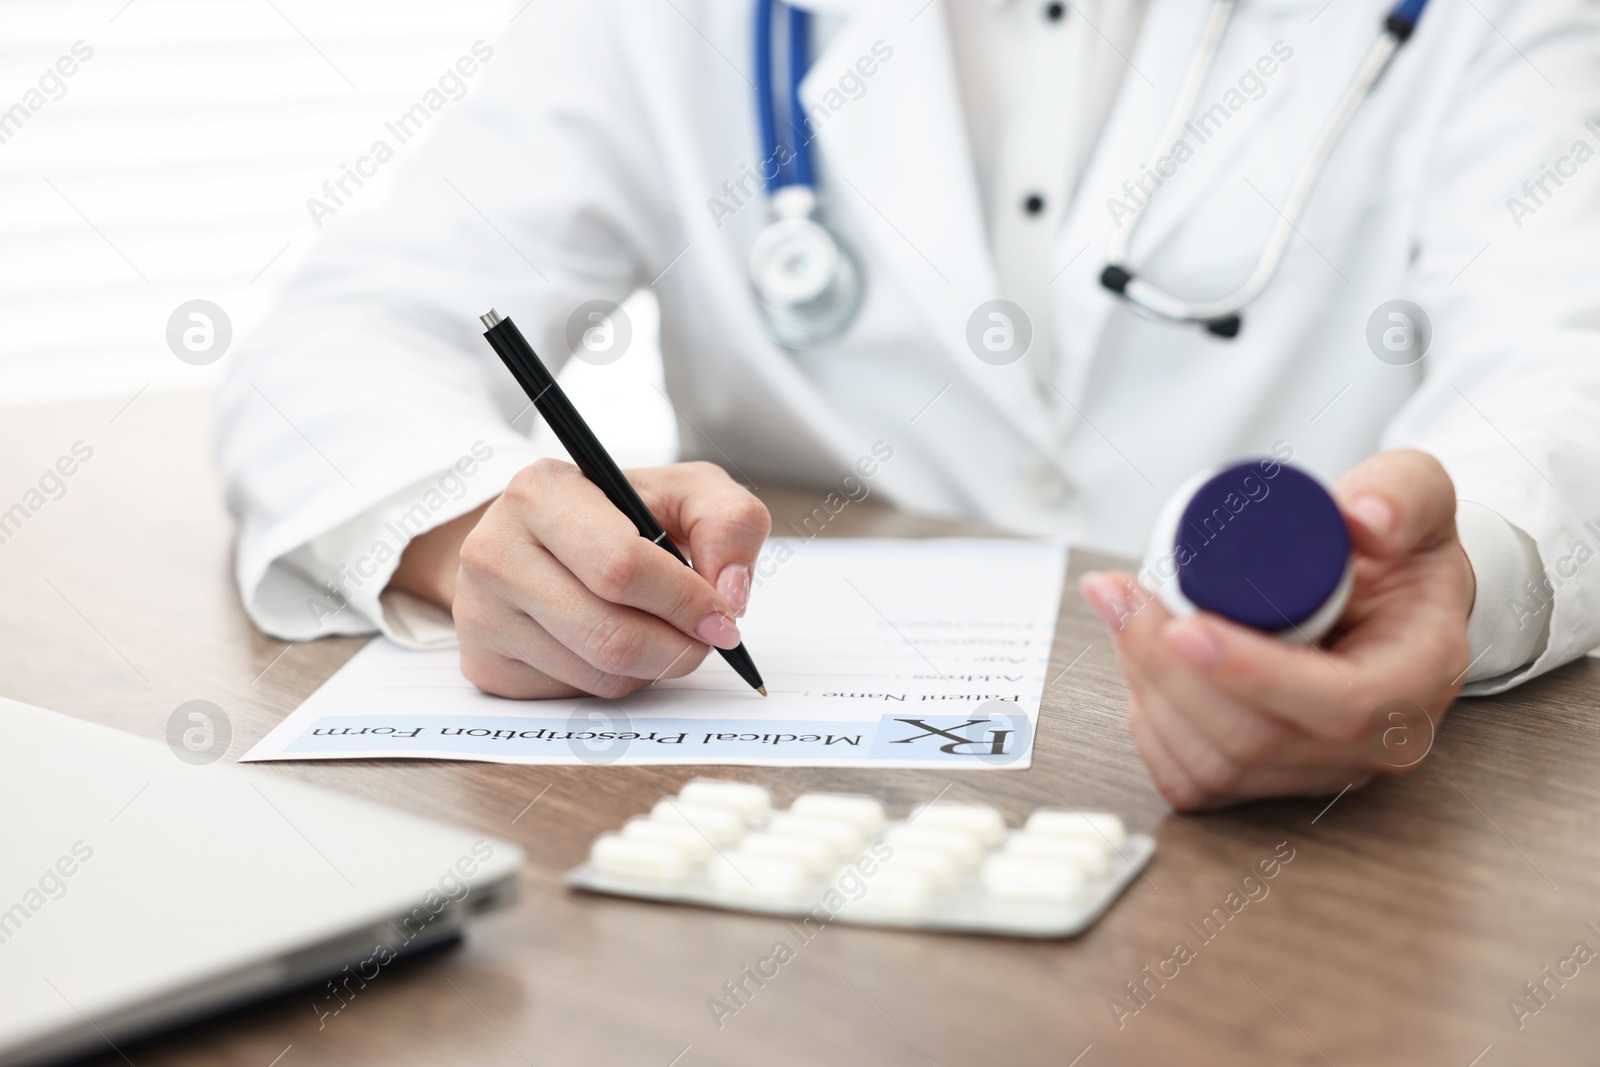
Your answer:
0;0;675;466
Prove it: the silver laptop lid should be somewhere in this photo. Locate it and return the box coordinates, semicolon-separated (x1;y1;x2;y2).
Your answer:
0;697;523;1066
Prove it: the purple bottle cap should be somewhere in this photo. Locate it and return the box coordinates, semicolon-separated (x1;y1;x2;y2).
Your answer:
1175;462;1350;631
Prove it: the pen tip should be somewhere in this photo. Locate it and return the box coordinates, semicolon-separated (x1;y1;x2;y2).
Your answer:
758;686;768;697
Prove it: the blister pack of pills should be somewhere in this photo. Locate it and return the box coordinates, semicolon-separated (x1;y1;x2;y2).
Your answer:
565;779;1155;938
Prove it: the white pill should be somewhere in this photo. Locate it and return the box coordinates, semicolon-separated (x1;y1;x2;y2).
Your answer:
1004;833;1111;879
858;869;935;913
708;852;810;901
789;792;886;833
621;817;715;863
1024;809;1128;850
767;813;864;856
738;832;836;876
589;833;691;886
877;844;961;889
650;799;746;845
979;853;1086;903
679;779;773;823
908;802;1007;846
884;825;987;869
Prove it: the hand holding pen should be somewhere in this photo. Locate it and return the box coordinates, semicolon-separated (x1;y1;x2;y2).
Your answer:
414;310;770;700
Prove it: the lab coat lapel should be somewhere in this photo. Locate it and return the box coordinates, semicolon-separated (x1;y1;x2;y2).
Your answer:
802;0;1067;463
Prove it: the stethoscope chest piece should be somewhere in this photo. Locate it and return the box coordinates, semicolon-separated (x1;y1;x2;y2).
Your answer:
749;185;863;349
749;1;863;349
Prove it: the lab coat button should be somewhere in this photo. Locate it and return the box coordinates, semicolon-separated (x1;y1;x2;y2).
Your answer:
1023;459;1073;506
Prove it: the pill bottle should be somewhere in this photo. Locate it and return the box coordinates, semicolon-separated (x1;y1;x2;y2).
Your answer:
1140;459;1352;643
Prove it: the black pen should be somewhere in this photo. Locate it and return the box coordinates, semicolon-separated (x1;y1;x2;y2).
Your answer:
479;309;767;696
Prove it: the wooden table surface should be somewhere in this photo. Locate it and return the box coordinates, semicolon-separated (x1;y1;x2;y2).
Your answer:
3;390;1598;1067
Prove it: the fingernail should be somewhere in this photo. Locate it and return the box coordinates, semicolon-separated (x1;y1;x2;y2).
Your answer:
717;563;752;617
1082;572;1132;633
1348;494;1394;540
695;611;742;650
1165;619;1222;669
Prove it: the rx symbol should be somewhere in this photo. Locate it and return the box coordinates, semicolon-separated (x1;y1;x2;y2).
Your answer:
889;718;1012;756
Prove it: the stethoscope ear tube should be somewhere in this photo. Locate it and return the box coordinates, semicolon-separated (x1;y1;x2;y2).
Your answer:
1387;0;1429;39
1099;0;1430;340
1101;265;1242;337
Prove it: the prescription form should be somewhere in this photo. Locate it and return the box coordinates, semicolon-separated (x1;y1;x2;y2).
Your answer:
243;539;1068;769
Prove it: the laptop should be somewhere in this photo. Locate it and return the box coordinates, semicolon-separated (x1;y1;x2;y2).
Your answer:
0;696;523;1066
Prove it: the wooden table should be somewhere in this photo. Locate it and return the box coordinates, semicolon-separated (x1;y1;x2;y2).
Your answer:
4;390;1598;1067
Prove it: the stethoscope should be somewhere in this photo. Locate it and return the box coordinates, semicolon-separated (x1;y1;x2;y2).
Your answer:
749;0;864;349
1102;0;1432;338
749;0;1432;348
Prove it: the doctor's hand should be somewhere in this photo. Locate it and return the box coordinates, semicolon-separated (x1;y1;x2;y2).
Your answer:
389;459;770;700
1080;449;1476;811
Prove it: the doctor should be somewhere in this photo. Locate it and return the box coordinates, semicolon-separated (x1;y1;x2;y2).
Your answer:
220;0;1600;809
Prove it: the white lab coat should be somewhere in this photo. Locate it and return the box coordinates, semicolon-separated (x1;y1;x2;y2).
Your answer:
218;0;1600;694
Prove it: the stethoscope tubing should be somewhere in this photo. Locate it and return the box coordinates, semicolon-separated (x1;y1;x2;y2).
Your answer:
1104;0;1236;270
754;0;814;192
753;0;1431;340
1104;0;1429;333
